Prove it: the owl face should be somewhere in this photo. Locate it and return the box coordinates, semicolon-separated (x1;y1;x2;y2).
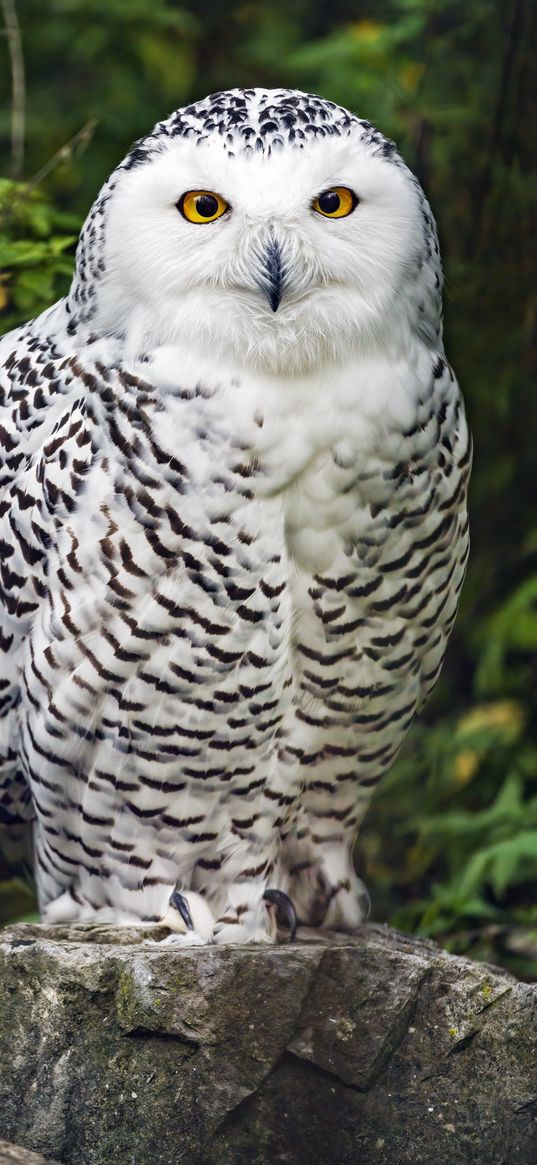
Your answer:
83;93;434;375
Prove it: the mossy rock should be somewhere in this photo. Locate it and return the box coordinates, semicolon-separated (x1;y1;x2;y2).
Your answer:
1;923;536;1164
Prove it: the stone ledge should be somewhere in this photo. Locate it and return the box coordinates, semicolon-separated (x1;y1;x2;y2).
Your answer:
0;922;535;1164
0;1144;61;1165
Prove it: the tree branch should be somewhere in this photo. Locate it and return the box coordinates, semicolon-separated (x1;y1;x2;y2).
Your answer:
1;0;25;179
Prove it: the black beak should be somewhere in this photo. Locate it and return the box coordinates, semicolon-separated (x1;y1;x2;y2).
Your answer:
259;235;284;312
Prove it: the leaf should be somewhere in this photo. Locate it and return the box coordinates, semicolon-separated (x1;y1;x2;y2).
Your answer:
0;235;76;269
458;832;537;899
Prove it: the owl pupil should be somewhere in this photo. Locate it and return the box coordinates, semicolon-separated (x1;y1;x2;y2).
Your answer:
196;195;219;218
319;191;341;214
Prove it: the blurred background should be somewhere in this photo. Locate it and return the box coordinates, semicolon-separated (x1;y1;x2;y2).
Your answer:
0;0;535;975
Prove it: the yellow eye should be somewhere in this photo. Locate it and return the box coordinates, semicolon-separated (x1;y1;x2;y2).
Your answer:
312;187;358;219
178;190;229;224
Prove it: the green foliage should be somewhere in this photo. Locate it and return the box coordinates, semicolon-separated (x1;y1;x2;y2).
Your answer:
0;179;80;330
363;649;537;977
0;0;536;977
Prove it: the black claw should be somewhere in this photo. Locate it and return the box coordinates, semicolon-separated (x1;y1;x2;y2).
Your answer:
170;890;193;930
264;889;298;941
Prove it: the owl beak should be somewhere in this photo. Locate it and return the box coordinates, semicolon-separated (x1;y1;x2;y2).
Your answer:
257;234;284;312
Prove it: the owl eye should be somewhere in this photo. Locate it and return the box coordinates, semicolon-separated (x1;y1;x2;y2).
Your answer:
312;187;358;219
178;191;229;223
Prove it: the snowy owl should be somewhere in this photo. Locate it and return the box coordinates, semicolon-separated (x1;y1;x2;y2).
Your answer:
0;89;471;944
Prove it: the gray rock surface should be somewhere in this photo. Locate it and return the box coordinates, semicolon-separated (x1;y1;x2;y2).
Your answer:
0;922;536;1165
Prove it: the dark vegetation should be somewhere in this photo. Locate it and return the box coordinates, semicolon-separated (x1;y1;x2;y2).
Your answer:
1;0;536;976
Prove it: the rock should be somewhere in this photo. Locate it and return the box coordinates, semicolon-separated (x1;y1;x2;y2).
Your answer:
0;1145;61;1165
0;922;536;1164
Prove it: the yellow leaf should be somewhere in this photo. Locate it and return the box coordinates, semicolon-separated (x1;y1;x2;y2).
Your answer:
349;20;383;43
453;749;480;786
456;700;524;744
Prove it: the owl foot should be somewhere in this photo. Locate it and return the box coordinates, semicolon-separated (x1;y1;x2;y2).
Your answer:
170;890;194;931
149;889;215;945
212;885;297;944
147;931;208;948
321;877;371;931
264;889;298;940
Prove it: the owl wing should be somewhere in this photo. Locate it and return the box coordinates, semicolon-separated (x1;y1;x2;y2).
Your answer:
290;355;472;800
1;346;40;832
0;329;93;873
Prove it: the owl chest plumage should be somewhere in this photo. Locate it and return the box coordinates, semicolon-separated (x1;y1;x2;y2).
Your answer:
0;329;469;921
20;344;468;807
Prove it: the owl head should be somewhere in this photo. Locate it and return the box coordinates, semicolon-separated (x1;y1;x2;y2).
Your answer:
69;89;442;375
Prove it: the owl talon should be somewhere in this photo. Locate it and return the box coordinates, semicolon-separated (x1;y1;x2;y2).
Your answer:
264;889;297;941
170;890;194;930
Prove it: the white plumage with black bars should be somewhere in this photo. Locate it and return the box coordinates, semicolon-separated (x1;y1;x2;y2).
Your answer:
0;88;471;943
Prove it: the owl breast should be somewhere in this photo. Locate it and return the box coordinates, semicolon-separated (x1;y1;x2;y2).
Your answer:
17;343;468;924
